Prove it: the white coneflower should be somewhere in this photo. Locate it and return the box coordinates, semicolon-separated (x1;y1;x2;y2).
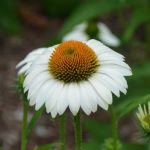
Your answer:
21;39;132;118
63;22;120;47
137;102;150;133
16;48;46;74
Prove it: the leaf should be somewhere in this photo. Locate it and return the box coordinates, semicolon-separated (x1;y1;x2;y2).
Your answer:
122;7;150;42
132;62;150;80
41;0;81;17
122;143;147;150
115;94;150;119
0;0;21;34
47;0;126;45
83;119;111;142
34;143;60;150
82;140;102;150
27;106;44;136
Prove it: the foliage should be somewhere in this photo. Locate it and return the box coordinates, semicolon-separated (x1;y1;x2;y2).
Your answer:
41;0;81;17
0;0;21;34
33;143;60;150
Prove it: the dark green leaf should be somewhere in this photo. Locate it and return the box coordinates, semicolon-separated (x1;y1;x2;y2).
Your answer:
82;140;102;150
34;143;60;150
84;119;111;142
0;0;21;34
41;0;81;17
122;143;147;150
27;106;44;136
122;7;150;42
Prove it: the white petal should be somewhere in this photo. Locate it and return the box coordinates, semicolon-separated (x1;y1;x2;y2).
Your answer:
100;60;131;71
62;22;88;42
98;23;120;47
95;73;120;97
100;64;132;76
86;39;110;55
35;81;54;110
26;64;48;76
45;81;64;113
24;71;51;92
86;39;124;58
98;52;124;62
67;83;80;116
89;76;112;104
80;82;98;113
57;85;69;115
33;54;50;65
18;63;31;74
74;22;88;31
79;83;92;115
98;68;128;94
63;30;89;42
16;48;46;67
51;107;57;118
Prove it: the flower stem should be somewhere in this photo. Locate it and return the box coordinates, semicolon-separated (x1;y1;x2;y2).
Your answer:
73;112;82;150
21;98;29;150
59;114;66;150
109;105;118;150
148;140;150;150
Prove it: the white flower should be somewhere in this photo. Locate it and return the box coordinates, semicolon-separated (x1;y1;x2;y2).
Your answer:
137;102;150;133
22;39;132;118
16;48;46;74
63;22;120;47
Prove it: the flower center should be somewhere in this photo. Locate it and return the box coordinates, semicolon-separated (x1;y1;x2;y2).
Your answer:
48;40;99;83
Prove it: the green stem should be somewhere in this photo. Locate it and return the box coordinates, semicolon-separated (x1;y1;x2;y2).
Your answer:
109;105;118;150
21;98;29;150
148;141;150;150
73;112;82;150
59;114;66;150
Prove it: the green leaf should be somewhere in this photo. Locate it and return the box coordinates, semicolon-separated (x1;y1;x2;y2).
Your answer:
122;7;150;42
115;94;150;119
41;0;81;17
132;62;150;80
27;106;44;136
34;143;60;150
82;140;102;150
47;0;126;45
122;143;147;150
0;0;21;34
83;119;111;142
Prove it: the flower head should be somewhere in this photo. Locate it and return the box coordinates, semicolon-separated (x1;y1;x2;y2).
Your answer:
63;22;120;47
137;102;150;134
18;39;132;118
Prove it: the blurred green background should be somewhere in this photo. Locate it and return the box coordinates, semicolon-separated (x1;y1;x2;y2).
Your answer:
0;0;150;150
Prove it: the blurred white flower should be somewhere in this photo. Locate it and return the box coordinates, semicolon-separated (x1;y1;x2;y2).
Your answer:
63;22;120;47
21;39;131;118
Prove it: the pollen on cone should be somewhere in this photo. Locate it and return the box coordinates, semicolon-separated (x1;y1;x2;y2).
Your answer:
49;41;99;83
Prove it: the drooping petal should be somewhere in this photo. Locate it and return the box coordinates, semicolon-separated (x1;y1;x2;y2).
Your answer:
97;23;120;47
